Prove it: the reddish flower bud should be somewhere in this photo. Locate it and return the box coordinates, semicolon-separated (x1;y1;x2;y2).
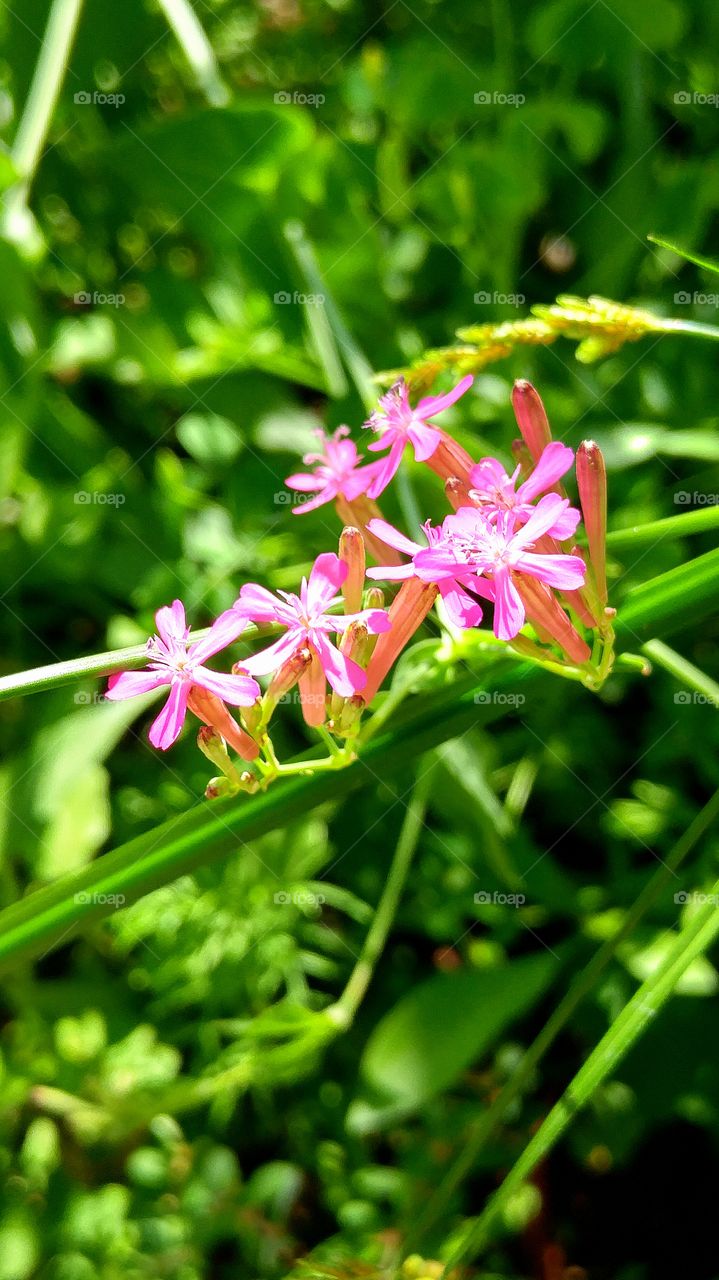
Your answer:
339;526;365;614
512;380;552;463
363;579;438;703
576;440;608;606
514;575;591;666
187;687;260;761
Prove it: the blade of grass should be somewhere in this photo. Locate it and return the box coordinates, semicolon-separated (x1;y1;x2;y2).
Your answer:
408;786;719;1249
2;0;84;240
154;0;230;107
442;872;719;1269
615;546;719;642
642;639;719;707
606;505;719;551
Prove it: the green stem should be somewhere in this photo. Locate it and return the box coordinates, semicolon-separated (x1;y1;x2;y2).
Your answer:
442;865;719;1270
409;787;719;1250
641;639;719;707
606;505;719;551
154;0;230;107
2;0;84;236
329;768;430;1028
659;317;719;342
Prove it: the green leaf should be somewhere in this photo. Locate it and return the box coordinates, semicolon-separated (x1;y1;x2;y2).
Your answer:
348;952;558;1131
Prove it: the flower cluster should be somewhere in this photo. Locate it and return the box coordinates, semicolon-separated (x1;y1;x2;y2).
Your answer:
106;378;612;795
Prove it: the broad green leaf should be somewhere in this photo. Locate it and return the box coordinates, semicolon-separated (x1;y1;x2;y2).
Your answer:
349;951;558;1131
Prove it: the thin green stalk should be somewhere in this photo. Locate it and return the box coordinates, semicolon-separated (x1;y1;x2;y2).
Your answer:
154;0;230;107
443;873;719;1270
2;0;84;237
284;220;377;413
659;317;719;342
409;787;719;1249
329;767;430;1028
606;505;719;550
642;639;719;707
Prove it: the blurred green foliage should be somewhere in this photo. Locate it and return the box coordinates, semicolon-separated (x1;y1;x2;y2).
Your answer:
1;1;719;1277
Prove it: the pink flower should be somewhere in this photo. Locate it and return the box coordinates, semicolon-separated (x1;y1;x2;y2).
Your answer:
364;375;473;497
285;426;381;515
235;552;390;698
105;600;260;750
365;517;493;630
413;495;586;641
469;442;580;540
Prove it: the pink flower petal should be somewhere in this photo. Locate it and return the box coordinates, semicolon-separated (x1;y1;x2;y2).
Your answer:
513;551;586;591
242;631;304;676
313;632;366;696
285;472;324;492
155;600;188;648
235;583;286;624
148;681;190;750
105;670;169;699
365;518;421;557
516;441;574;503
416;374;473;417
306;552;347;613
511;494;570;548
189;608;248;664
407;422;441;462
439;580;483;628
366;439;405;498
493;568;525;640
194;666;261;706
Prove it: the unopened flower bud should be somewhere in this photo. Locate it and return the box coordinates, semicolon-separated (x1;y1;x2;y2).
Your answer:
364;579;438;703
239;697;263;735
205;775;238;800
339;526;365;614
365;586;385;610
515;575;591;666
512;380;552;462
576;440;608;605
338;693;365;735
445;475;473;510
262;647;313;723
510;438;533;478
188;687;260;761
